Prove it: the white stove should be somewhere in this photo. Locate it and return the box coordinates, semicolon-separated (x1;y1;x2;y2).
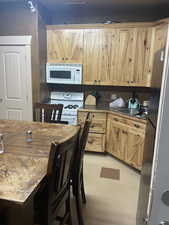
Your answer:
50;92;84;125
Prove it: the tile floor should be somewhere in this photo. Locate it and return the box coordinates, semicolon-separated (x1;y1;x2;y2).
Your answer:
74;153;141;225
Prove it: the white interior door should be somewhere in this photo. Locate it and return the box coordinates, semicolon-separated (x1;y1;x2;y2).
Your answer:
0;44;32;121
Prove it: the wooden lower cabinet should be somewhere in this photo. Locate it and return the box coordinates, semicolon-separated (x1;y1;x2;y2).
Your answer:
124;129;145;170
78;109;146;169
78;110;107;153
85;133;105;152
106;114;146;170
106;121;125;160
78;111;106;133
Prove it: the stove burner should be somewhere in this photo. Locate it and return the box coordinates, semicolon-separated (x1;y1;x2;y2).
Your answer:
64;104;79;109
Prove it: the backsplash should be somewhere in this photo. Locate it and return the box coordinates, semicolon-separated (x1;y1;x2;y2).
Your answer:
47;83;157;107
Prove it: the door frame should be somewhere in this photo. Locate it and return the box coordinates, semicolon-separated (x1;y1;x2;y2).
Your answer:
0;36;33;121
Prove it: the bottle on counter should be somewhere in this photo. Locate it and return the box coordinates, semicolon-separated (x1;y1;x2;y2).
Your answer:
0;134;4;154
26;129;32;143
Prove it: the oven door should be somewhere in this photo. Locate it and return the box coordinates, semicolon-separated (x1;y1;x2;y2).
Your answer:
61;115;77;125
47;67;75;84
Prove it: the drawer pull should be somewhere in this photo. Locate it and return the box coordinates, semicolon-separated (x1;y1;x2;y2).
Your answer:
88;139;94;144
114;118;119;122
134;124;140;128
91;125;94;128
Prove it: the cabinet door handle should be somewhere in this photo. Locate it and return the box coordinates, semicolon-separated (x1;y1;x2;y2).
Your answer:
134;124;140;128
0;98;3;103
88;139;94;144
114;118;119;122
94;80;97;83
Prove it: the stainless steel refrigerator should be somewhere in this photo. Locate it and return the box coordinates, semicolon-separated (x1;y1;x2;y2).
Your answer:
137;28;169;225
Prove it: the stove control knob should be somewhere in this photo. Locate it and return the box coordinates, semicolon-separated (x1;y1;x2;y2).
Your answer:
74;105;79;109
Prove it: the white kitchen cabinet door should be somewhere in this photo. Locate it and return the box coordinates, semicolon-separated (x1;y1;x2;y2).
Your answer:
0;43;32;121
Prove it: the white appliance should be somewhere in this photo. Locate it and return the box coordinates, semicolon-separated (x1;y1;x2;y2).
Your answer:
50;92;84;125
46;63;82;84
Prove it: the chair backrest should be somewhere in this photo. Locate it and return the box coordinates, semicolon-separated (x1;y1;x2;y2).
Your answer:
79;112;91;151
72;112;91;180
34;103;63;123
47;130;79;220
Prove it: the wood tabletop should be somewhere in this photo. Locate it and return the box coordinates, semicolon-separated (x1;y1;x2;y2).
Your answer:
0;120;79;204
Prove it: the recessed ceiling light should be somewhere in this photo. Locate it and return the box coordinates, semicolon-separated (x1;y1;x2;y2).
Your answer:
63;0;87;5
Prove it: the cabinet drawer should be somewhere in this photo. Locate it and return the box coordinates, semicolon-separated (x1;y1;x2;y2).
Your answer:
108;113;146;132
126;119;146;132
108;114;128;125
85;133;105;152
78;111;106;133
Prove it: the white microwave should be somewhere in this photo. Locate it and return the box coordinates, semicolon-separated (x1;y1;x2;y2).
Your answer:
46;63;82;84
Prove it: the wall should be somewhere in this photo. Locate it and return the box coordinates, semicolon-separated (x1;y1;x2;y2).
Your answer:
0;2;40;103
49;5;169;25
0;2;49;103
37;12;50;101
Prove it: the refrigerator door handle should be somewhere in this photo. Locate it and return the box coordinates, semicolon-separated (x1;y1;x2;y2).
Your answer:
144;188;154;224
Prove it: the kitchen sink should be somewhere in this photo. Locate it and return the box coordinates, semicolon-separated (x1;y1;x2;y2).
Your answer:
111;108;139;115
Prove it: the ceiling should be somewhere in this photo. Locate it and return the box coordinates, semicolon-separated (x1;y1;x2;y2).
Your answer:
0;0;169;9
38;0;169;8
0;0;169;22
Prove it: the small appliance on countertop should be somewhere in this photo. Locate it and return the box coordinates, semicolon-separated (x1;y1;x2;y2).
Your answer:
128;92;140;109
109;94;125;108
49;92;84;125
46;63;82;84
135;100;151;117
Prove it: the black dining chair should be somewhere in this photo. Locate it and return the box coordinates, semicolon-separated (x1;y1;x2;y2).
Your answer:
34;129;80;225
34;103;64;123
71;112;92;225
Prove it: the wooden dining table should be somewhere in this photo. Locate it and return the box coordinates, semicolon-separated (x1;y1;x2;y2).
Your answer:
0;119;79;225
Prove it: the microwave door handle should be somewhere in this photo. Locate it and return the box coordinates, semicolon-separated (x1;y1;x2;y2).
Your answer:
73;70;76;81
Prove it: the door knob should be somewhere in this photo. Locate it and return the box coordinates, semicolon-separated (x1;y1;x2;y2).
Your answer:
159;222;169;225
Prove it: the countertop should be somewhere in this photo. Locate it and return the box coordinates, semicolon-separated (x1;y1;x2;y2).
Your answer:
0;120;79;204
78;105;147;123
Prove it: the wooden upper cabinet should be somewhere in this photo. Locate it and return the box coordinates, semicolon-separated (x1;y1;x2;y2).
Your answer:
107;29;119;85
132;28;154;87
83;29;109;85
150;24;168;88
47;29;83;63
115;28;137;86
47;23;168;87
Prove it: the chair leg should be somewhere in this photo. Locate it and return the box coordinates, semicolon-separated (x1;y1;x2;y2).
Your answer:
75;187;85;225
66;191;73;225
81;171;86;204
